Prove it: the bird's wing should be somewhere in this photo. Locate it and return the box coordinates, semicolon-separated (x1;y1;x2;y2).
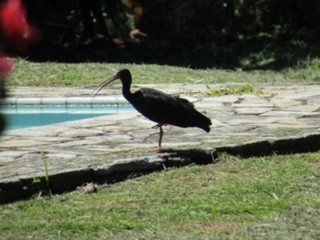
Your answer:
138;88;194;109
131;88;195;122
175;97;195;108
130;88;211;131
141;89;195;108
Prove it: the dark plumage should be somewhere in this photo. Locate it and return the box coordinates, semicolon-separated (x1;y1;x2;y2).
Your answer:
93;69;211;151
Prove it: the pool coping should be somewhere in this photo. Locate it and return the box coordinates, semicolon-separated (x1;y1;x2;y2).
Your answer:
3;96;128;105
3;95;134;129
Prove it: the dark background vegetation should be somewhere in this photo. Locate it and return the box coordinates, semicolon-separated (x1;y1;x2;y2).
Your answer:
1;0;320;69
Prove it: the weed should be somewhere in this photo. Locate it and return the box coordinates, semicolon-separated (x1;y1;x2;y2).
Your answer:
205;84;256;97
31;152;52;197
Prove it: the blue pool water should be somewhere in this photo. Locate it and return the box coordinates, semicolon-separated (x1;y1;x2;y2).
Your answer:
4;103;133;130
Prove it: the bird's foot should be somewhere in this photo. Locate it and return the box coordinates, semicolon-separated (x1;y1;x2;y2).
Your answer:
156;147;163;153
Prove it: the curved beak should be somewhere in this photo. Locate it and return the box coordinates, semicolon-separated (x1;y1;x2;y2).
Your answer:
92;74;119;96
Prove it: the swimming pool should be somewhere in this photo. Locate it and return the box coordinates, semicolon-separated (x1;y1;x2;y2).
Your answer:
3;96;133;130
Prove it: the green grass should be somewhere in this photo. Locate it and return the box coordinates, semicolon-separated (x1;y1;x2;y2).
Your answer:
1;152;319;239
7;58;320;87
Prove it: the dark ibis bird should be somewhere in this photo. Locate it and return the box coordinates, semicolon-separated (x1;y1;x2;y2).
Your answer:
93;69;211;151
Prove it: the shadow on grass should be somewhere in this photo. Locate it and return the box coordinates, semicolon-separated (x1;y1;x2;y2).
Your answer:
161;148;218;165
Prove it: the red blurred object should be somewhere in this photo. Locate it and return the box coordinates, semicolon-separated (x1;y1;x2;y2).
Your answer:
0;53;14;80
0;0;39;52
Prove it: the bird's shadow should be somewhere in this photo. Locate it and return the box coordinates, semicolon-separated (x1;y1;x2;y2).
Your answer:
159;148;218;166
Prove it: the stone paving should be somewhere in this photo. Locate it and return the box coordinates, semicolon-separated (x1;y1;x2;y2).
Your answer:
1;84;320;199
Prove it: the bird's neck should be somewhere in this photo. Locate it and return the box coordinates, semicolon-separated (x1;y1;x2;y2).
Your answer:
122;80;132;100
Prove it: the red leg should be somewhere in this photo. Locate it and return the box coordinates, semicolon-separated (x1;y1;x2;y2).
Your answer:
158;125;163;152
152;123;165;152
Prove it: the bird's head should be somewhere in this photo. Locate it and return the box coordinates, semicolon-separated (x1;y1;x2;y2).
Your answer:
93;69;131;96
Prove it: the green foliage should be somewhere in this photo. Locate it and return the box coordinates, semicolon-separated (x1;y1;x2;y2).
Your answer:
2;0;319;69
21;0;320;44
143;0;320;43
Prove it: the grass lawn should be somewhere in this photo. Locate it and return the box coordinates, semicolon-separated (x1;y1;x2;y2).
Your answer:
1;153;319;239
2;58;320;239
8;58;320;87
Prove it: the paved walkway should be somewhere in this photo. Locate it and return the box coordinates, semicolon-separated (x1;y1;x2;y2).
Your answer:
1;84;320;201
